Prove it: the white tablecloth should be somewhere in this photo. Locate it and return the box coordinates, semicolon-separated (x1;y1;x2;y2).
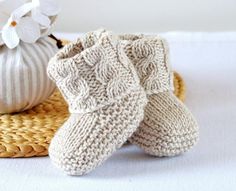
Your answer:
1;32;236;191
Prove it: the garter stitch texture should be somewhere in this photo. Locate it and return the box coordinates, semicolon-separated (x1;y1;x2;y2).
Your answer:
120;34;199;156
47;30;147;175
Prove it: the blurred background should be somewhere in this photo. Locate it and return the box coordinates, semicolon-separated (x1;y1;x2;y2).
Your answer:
55;0;236;33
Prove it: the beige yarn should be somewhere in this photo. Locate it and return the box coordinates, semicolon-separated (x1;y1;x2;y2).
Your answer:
47;30;147;175
120;34;199;156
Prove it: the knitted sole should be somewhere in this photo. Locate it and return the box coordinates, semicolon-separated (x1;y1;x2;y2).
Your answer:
129;91;199;156
49;89;147;175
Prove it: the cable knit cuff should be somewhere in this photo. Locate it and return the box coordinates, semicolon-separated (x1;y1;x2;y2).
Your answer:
48;31;141;114
120;35;174;95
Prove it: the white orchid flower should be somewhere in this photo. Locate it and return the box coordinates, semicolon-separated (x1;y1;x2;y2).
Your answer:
0;0;40;49
0;0;60;48
31;0;60;28
0;0;24;46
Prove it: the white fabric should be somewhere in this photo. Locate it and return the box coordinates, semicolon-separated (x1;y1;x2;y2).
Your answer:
0;32;236;191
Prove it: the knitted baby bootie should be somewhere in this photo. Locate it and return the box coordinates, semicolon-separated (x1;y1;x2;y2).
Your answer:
120;34;199;156
47;30;147;175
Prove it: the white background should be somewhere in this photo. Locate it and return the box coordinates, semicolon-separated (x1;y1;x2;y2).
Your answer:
55;0;236;33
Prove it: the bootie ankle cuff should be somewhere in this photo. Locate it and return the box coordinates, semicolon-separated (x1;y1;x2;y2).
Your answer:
48;31;142;114
120;35;174;95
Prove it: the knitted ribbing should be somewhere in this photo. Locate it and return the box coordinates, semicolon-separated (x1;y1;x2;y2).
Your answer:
47;30;147;175
120;34;199;156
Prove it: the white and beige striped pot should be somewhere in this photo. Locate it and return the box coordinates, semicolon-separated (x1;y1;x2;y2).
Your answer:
0;37;58;114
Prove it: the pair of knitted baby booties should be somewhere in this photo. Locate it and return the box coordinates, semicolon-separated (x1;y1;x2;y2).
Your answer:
47;29;199;176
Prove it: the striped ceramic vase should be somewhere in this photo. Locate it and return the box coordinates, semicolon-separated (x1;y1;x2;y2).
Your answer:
0;37;58;114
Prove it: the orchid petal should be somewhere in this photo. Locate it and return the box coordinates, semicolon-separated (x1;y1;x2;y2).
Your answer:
32;8;51;27
38;0;61;16
2;25;19;49
0;0;24;15
11;2;35;21
32;0;40;7
16;17;40;43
